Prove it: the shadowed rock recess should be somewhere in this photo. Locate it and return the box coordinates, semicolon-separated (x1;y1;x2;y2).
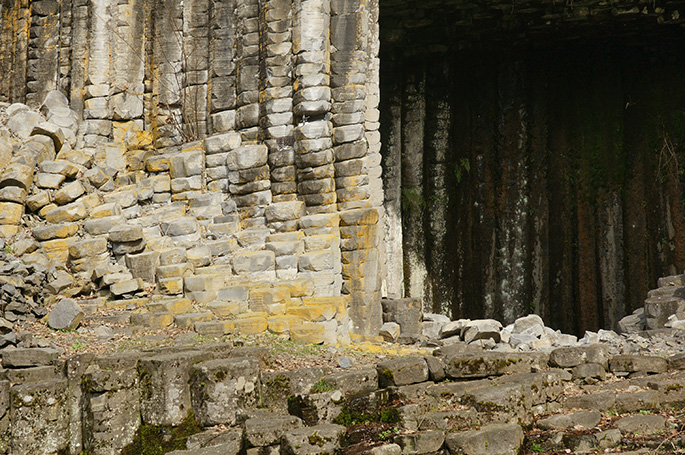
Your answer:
2;0;685;452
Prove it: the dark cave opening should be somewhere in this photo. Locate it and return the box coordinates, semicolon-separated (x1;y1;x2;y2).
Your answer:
379;0;685;335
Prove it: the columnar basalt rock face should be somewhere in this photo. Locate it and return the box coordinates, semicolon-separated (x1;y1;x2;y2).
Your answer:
379;0;685;334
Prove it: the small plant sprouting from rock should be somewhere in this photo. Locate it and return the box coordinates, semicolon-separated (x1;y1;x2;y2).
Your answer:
310;380;335;394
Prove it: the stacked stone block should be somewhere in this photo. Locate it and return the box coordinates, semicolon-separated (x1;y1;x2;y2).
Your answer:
260;0;297;203
339;208;383;336
208;0;237;134
228;144;272;229
235;0;261;141
293;0;336;215
204;131;242;193
82;364;141;454
298;212;342;297
330;0;369;211
81;0;112;150
58;0;72;94
168;141;206;201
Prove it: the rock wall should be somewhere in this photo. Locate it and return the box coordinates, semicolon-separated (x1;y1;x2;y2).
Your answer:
0;0;384;337
0;340;684;454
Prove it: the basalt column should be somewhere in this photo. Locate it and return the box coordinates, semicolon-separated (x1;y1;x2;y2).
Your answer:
236;0;261;142
150;0;184;147
424;57;454;317
332;0;383;337
110;0;146;142
182;0;210;139
260;0;297;203
292;0;335;215
81;0;113;149
0;0;31;103
207;0;237;134
401;64;428;307
380;55;404;299
26;0;61;107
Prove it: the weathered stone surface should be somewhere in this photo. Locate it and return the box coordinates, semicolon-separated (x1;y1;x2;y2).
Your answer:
190;357;260;426
2;348;59;367
281;424;346;455
616;414;666;435
377;357;429;387
244;415;302;447
609;355;668;374
139;351;213;426
549;344;610;368
537;410;601;430
9;380;69;454
443;352;545;379
445;423;524;455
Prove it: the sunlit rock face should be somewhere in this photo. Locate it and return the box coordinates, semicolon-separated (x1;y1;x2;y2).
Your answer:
380;0;685;334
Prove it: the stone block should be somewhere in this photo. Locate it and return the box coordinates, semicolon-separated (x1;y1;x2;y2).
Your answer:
0;163;34;191
227;144;268;170
244;416;302;448
138;351;213;426
110;278;143;296
234;317;268;335
290;322;326;344
0;186;27;204
549;344;609;369
609;355;668;374
445;423;524;455
48;298;84;330
189;357;260;425
109;224;144;243
175;312;214;328
281;424;346;455
0;202;23;225
377;357;429;387
443;352;547;379
69;237;107;259
33;222;79;241
126;251;160;283
54;180;85;205
194;320;237;337
44;201;87;223
232;251;276;275
205;132;241;154
9;380;69;454
2;348;59;368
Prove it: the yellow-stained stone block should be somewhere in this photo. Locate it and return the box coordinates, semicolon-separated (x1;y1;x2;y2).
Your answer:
290;322;325;344
302;296;348;315
287;304;337;322
206;301;245;318
148;297;192;314
81;193;102;211
104;298;148;310
267;315;303;334
41;237;75;262
265;303;286;315
174;311;214;328
349;333;385;344
39;203;58;218
157;277;184;295
181;140;204;153
44;202;87;223
0;225;20;238
130;311;174;329
146;236;173;252
0;275;24;287
0;202;23;225
234;316;268;335
146;155;170;172
281;279;315;298
339;208;380;226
